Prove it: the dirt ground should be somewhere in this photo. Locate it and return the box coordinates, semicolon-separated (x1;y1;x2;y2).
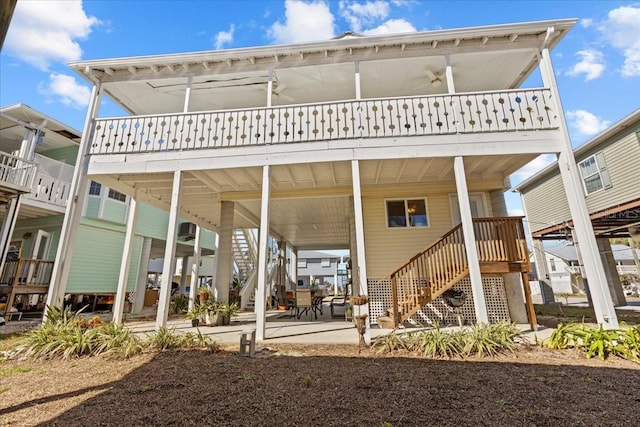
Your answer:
1;334;640;427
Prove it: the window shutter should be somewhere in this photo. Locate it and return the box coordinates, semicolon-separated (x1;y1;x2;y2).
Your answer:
595;151;612;189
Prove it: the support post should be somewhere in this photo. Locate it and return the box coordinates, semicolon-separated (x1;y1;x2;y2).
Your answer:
454;156;488;323
188;225;201;311
47;83;102;312
214;202;234;303
540;40;618;328
532;239;556;304
113;198;138;324
351;160;370;344
134;237;152;313
155;171;182;329
256;165;271;341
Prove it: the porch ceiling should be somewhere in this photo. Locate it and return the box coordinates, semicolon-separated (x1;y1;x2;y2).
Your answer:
100;153;535;249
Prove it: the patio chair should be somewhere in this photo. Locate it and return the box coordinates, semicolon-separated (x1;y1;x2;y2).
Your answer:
294;289;315;320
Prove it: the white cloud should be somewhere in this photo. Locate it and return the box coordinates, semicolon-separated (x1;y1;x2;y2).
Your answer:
598;5;640;77
339;1;389;32
511;154;556;183
566;110;611;137
268;0;335;44
362;18;416;35
214;24;235;49
4;0;100;70
580;18;593;28
39;74;91;108
567;49;605;81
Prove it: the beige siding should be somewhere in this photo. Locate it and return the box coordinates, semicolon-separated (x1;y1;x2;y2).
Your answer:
522;128;640;234
362;180;500;278
581;131;640;212
521;172;571;234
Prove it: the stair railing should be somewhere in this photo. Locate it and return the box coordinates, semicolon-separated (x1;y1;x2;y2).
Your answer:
386;217;528;326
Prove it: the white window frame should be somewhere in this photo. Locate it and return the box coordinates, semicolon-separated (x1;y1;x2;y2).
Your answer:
88;180;102;196
107;188;127;203
385;198;430;229
577;152;612;195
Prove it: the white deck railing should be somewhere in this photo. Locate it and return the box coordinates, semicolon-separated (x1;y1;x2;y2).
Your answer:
23;154;74;208
0;152;37;192
88;88;559;155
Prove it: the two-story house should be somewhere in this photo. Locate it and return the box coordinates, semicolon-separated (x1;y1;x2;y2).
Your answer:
52;19;620;340
1;104;218;319
515;109;640;307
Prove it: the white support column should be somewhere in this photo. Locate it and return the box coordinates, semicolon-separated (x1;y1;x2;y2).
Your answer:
179;255;189;294
454;156;489;323
351;160;370;344
289;247;298;289
354;61;361;99
155;171;183;329
188;225;202;311
532;239;555;304
0;196;21;275
183;76;192;112
134;237;152;313
113;198;138;324
256;165;271;341
215;202;234;302
47;83;102;310
267;69;274;107
540;39;618;328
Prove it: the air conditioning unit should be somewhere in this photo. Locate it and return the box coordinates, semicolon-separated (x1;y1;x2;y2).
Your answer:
178;222;197;241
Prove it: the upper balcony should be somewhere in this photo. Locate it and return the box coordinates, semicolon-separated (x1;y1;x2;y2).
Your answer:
0;151;37;197
89;88;559;156
21;153;74;212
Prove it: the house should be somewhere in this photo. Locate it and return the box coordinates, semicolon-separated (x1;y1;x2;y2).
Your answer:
529;244;640;296
0;104;217;319
54;18;622;340
296;250;345;294
514;109;640;307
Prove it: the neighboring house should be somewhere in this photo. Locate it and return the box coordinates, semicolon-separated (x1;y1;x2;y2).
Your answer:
514;109;640;307
296;250;343;293
53;18;621;339
0;104;217;318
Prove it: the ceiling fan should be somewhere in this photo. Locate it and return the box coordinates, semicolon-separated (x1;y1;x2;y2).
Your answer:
425;69;445;86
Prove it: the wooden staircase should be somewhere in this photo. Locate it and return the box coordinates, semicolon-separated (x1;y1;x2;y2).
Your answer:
376;217;531;328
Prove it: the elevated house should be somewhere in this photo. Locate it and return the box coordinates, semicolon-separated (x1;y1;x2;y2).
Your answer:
0;104;217;319
53;19;621;340
515;109;640;307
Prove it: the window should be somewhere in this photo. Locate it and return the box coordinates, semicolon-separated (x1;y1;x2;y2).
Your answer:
88;181;102;196
549;259;556;272
321;258;331;267
107;188;127;202
386;199;429;228
297;259;307;268
578;152;612;194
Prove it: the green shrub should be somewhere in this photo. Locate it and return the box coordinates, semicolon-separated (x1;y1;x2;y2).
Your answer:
373;321;523;359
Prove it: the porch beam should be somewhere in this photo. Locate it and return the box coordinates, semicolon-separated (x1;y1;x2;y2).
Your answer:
155;170;183;329
86;134;564;176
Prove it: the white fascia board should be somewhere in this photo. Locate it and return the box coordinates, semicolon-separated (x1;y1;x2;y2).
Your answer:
86;131;565;175
69;19;576;80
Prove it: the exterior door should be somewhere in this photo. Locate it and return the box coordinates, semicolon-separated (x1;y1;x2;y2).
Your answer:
450;194;487;225
27;230;51;283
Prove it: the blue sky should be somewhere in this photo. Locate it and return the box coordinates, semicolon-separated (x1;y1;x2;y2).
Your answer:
1;0;639;217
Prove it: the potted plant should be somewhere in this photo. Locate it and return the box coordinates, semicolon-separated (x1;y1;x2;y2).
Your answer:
186;304;202;327
218;302;240;325
198;285;210;302
202;299;221;326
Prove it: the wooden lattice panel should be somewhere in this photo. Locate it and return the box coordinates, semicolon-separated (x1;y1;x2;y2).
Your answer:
368;275;511;326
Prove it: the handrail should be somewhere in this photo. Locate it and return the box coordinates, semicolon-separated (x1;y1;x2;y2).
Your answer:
88;88;558;155
0;152;38;191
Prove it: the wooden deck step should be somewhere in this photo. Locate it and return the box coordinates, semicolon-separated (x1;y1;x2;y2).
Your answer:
376;316;395;329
